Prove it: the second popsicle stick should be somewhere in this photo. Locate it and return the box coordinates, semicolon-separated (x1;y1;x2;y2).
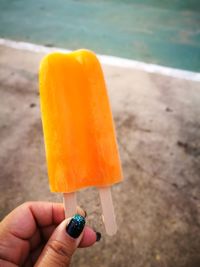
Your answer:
63;192;77;218
99;186;117;236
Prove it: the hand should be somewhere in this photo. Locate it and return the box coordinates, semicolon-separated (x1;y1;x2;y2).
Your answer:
0;202;100;266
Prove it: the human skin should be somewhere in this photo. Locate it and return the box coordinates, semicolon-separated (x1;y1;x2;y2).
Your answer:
0;202;97;266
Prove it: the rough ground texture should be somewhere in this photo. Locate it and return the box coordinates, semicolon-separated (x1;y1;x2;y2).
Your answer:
0;45;200;267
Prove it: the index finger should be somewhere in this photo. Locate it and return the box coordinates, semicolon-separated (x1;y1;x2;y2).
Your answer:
1;202;65;240
2;202;86;240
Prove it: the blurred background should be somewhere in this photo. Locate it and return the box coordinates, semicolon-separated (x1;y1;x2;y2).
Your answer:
0;0;200;266
0;0;200;71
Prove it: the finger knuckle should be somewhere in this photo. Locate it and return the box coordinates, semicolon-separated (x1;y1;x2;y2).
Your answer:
20;201;32;209
46;240;72;265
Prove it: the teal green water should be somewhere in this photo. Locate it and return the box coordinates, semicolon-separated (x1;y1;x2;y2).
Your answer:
0;0;199;71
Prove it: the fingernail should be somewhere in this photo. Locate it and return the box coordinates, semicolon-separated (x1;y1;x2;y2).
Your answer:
84;210;87;218
96;232;101;242
66;214;85;238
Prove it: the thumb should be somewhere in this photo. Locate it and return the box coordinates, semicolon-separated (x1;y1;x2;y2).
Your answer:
35;214;85;267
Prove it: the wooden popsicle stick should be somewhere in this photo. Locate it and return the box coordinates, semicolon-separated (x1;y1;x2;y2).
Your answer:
99;186;117;236
63;192;77;218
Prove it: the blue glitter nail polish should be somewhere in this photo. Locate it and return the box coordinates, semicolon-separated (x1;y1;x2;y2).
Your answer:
66;214;85;238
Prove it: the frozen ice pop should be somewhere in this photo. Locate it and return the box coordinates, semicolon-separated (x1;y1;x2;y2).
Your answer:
39;50;123;235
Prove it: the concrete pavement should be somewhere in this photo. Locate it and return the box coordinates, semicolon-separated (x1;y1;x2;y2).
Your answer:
0;45;200;266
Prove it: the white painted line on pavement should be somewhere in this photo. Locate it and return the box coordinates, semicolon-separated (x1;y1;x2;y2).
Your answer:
0;38;199;81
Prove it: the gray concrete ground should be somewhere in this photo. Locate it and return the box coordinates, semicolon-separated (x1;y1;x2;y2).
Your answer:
0;45;200;267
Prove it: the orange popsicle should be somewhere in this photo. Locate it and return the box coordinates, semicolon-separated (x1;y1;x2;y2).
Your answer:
39;50;123;193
